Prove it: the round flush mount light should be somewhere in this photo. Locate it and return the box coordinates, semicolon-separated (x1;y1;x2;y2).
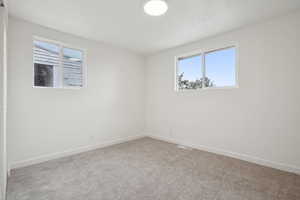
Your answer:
144;0;168;16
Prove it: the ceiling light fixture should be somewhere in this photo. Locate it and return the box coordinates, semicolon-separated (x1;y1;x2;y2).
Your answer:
144;0;168;16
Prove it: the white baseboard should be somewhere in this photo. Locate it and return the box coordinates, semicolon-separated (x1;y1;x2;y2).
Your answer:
146;134;300;175
8;133;300;175
9;134;145;171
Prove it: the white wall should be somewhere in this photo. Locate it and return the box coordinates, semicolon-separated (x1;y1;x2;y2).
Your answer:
6;8;300;177
0;2;8;199
7;17;145;168
145;11;300;173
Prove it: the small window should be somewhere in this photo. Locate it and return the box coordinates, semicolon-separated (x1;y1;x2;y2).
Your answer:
176;46;237;91
33;38;84;88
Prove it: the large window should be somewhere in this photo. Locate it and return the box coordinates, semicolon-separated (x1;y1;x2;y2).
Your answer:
33;38;85;88
176;46;237;91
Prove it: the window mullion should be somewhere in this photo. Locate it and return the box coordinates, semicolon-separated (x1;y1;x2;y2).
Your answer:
175;58;178;91
201;53;206;89
59;44;63;88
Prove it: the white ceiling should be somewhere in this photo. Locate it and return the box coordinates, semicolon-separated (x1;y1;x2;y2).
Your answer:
8;0;300;55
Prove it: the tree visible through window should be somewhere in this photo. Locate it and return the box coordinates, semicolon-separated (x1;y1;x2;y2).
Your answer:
176;46;236;90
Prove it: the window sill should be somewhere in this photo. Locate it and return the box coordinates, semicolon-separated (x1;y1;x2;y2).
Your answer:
32;86;84;90
175;85;239;93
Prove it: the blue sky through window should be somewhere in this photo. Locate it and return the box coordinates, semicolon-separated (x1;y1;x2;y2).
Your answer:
63;47;82;60
206;47;236;87
34;40;59;54
178;55;202;82
34;40;82;60
178;47;236;87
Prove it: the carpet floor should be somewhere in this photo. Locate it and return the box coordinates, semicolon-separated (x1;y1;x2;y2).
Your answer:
7;137;300;200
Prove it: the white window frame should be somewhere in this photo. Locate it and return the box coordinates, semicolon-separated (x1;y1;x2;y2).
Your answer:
175;44;239;92
32;36;87;89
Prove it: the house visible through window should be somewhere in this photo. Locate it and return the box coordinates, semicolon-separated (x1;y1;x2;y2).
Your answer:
33;38;84;88
176;46;237;90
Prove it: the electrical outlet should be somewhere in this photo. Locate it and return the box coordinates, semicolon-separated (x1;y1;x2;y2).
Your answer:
89;135;95;142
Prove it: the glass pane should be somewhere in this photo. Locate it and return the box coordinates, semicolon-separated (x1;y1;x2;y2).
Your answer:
205;47;236;87
34;64;54;87
33;40;61;87
177;55;202;90
33;40;60;65
62;48;83;87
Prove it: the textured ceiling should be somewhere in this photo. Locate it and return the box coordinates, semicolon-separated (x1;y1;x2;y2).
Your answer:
8;0;300;55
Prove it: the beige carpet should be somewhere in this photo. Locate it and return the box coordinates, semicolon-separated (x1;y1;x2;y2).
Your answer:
7;137;300;200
